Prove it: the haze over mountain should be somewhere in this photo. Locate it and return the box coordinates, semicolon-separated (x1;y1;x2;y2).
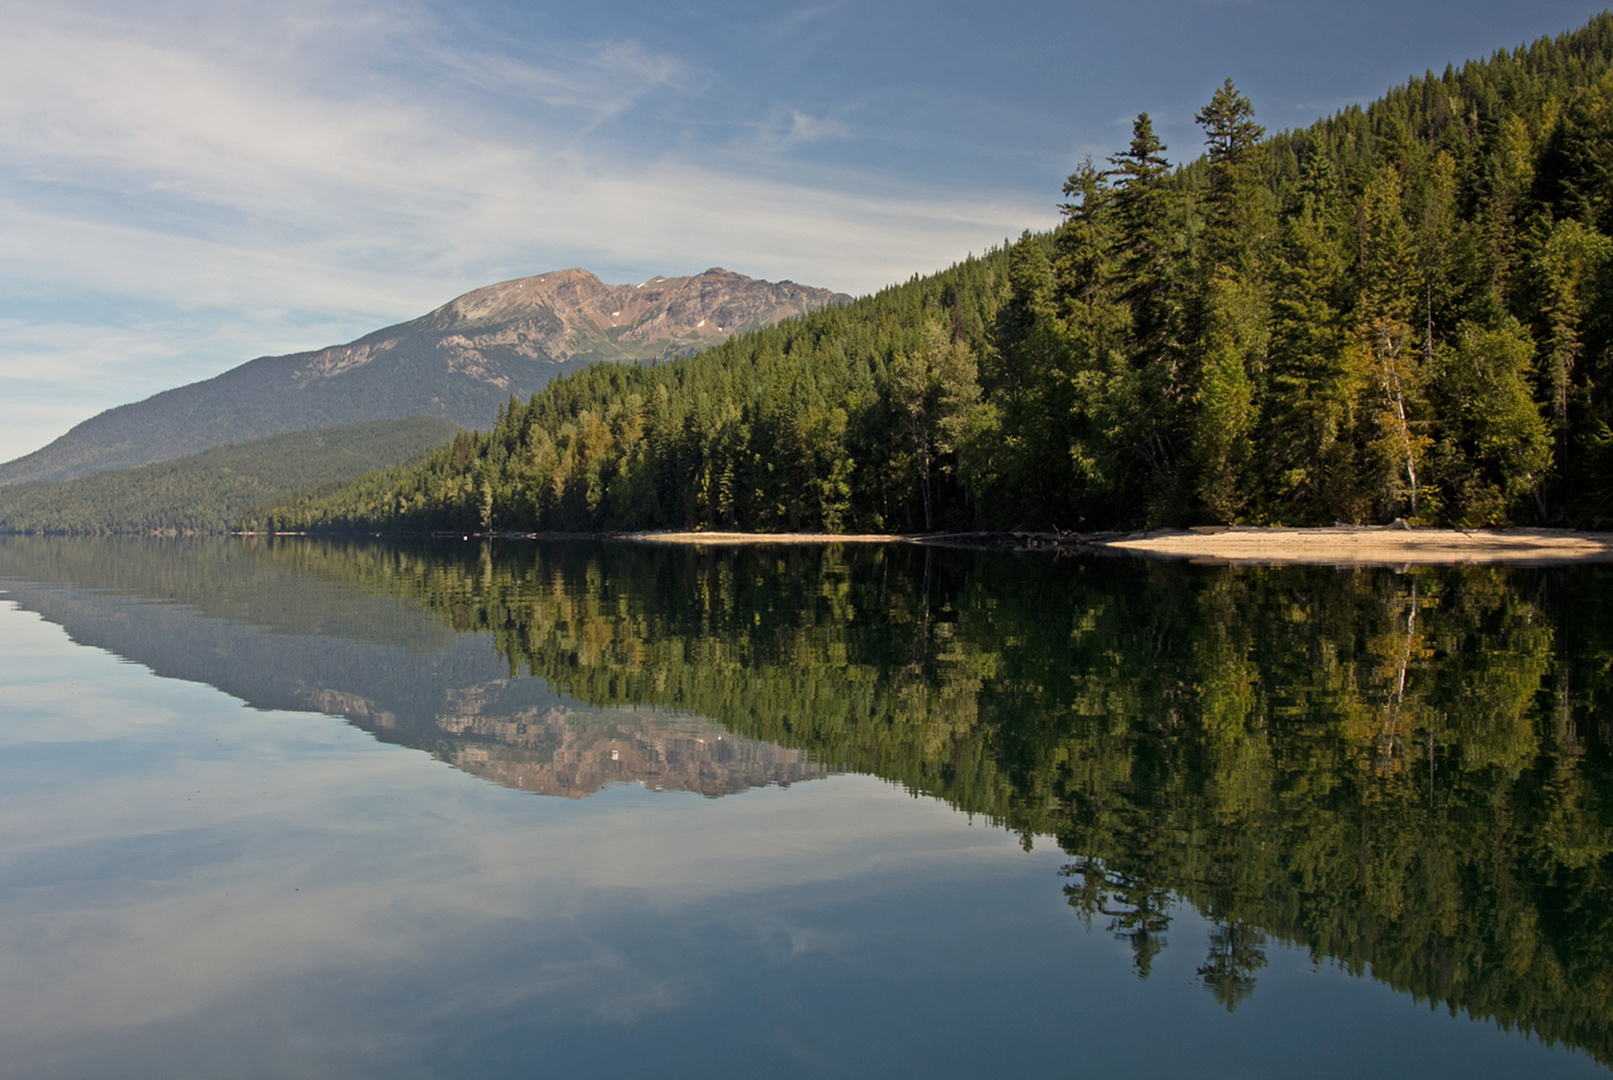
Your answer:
0;268;849;486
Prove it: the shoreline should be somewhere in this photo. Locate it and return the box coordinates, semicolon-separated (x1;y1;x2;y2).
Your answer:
226;525;1613;566
619;526;1613;566
622;531;901;546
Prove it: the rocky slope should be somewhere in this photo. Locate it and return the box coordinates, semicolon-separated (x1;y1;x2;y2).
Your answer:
1;268;850;485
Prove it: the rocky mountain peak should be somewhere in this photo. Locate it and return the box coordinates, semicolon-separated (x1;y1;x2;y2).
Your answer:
0;267;851;485
417;266;848;356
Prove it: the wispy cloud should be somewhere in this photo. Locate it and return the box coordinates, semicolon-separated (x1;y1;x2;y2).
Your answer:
416;35;700;128
761;3;847;42
759;106;856;147
0;0;1044;459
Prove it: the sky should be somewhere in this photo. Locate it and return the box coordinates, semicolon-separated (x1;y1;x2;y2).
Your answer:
0;0;1607;463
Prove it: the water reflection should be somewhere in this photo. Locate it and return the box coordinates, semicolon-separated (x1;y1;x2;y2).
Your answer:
2;535;1611;1070
0;537;825;800
427;703;828;798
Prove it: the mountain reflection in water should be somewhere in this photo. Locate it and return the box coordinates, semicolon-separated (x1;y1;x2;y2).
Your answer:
424;701;828;798
0;537;827;800
2;535;1611;1068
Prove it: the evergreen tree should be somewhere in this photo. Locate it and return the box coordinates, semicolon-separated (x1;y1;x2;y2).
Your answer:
1263;151;1352;521
1190;81;1272;520
1053;159;1139;523
1107;114;1188;516
1196;79;1271;274
1108;114;1180;365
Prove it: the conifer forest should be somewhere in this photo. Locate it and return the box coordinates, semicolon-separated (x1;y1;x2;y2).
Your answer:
251;15;1613;536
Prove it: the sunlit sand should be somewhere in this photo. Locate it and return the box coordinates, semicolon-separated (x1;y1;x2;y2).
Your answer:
619;526;1613;565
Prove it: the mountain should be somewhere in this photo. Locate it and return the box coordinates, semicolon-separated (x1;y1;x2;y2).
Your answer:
0;267;851;486
0;416;459;535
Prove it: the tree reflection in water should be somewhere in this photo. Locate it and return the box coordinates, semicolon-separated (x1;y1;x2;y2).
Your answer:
243;537;1613;1054
5;534;1612;1061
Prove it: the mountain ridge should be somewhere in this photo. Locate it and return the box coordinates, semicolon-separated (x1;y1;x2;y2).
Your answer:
1;267;850;486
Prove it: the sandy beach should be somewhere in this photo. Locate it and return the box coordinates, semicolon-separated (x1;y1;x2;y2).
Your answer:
620;526;1613;566
1094;526;1613;566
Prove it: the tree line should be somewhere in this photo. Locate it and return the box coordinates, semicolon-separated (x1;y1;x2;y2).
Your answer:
251;13;1613;534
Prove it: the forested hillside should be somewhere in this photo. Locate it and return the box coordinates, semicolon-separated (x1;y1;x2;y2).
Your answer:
0;417;458;535
255;14;1613;535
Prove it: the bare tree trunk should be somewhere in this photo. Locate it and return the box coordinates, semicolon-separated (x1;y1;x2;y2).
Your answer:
920;445;933;532
1378;322;1419;516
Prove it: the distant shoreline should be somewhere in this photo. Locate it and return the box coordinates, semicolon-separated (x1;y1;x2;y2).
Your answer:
618;526;1613;566
622;531;899;546
228;525;1613;566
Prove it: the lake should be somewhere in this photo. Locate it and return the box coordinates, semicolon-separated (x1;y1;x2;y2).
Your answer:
0;535;1609;1078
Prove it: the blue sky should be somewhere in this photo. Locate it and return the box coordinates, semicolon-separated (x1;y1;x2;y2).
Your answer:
0;0;1606;463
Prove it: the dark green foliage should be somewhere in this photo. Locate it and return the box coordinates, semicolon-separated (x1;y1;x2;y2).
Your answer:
0;417;459;535
265;14;1613;533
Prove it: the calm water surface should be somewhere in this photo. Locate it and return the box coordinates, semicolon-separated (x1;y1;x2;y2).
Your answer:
0;536;1609;1078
